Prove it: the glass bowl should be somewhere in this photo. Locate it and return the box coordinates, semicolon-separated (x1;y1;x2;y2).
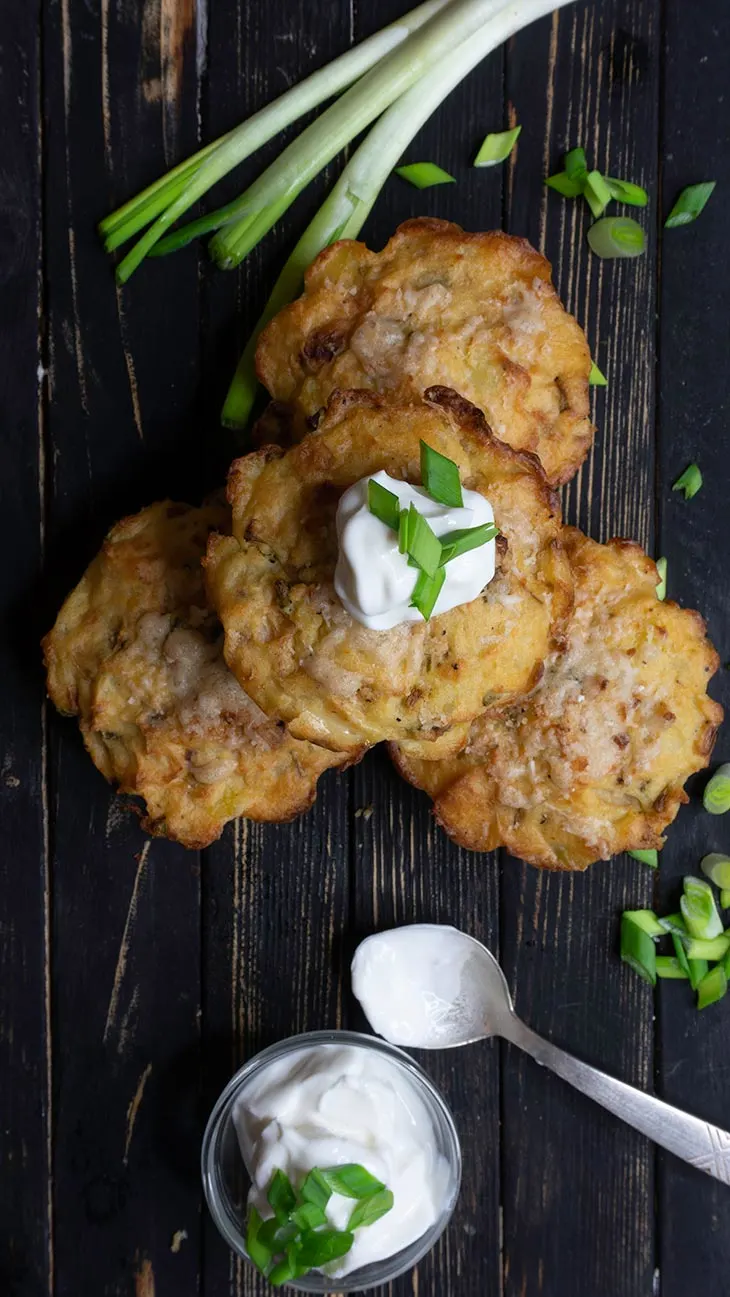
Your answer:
201;1029;462;1292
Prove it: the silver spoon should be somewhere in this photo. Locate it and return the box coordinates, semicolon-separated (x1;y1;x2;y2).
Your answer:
351;924;730;1185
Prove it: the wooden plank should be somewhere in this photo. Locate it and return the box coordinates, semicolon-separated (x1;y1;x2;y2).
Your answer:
198;4;354;1293
0;3;52;1293
42;0;204;1291
501;5;660;1296
656;1;730;1292
349;5;505;1293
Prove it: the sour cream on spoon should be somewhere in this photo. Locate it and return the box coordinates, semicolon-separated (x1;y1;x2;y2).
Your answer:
334;469;496;630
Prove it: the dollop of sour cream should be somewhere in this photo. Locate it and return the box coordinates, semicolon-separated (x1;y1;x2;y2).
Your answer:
232;1043;450;1277
334;470;496;630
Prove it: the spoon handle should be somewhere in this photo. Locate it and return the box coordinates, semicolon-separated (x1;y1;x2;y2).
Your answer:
503;1014;730;1184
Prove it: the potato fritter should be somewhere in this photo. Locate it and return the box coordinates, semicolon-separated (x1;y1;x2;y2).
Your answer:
43;501;348;848
392;529;723;870
255;218;594;486
205;387;573;757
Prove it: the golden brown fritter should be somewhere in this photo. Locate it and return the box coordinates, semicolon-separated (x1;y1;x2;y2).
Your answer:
392;529;723;870
205;387;573;758
255;218;594;486
43;501;348;849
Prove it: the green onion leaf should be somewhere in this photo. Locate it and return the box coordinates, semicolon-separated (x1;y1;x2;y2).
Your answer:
268;1169;297;1224
681;876;723;939
588;360;607;387
395;161;456;189
697;964;728;1010
584;169;613;218
604;177;649;207
687;958;709;991
420;441;463;507
655;556;667;601
348;1189;395;1231
671;932;692;978
545;171;584;198
622;909;664;938
299;1167;333;1210
672;462;703;500
704;764;730;815
438;523;498;566
721;890;730;911
628;849;659;868
587;216;646;259
564;147;588;180
665;181;716;228
268;1256;296;1287
620;913;657;985
402;505;442;577
474;124;521;167
701;853;730;891
683;934;730;962
656;955;689;980
246;1207;273;1276
258;1217;298;1250
295;1229;355;1268
322;1164;385;1200
658;912;687;937
410;566;446;620
368;478;401;531
291;1202;328;1232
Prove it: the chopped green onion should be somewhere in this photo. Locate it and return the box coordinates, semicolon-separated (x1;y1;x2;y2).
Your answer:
420;441;463;507
683;934;730;962
722;890;730;910
656;955;689;980
665;181;716;228
411;566;446;620
268;1257;297;1287
687;958;709;991
655;556;667;601
564;147;588;180
584;169;613;218
620;914;657;985
322;1164;385;1199
701;853;730;891
697;964;727;1010
246;1206;273;1275
400;505;442;577
658;912;686;937
299;1167;332;1209
622;909;665;938
395;161;456;189
268;1169;297;1223
545;171;584;197
588;360;607;386
348;1189;395;1230
680;876;723;939
295;1229;355;1268
473;124;521;167
628;849;659;868
368;478;401;531
438;523;498;566
704;764;730;815
290;1202;328;1232
587;216;646;259
672;462;703;500
604;176;649;207
671;932;692;978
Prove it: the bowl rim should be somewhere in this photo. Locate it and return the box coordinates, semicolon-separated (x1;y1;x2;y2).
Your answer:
201;1028;463;1293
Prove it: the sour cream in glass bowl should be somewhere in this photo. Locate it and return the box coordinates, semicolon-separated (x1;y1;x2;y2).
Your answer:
202;1030;461;1292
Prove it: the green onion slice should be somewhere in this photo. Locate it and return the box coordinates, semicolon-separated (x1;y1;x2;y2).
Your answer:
701;853;730;891
656;955;689;980
658;912;686;938
665;181;716;228
564;147;588;180
672;462;703;500
290;1202;328;1232
683;934;730;962
411;566;446;620
295;1229;355;1268
299;1167;332;1209
697;964;727;1010
704;764;730;815
681;876;723;939
622;909;665;938
545;171;584;197
268;1169;297;1223
368;478;401;531
584;169;613;218
671;932;691;978
587;216;646;259
395;161;455;189
721;889;730;911
655;556;667;601
420;441;463;507
322;1164;385;1199
605;176;649;207
687;958;709;991
588;360;607;386
348;1189;395;1231
474;124;521;167
400;504;442;576
247;1206;274;1276
438;523;498;566
628;848;659;868
620;913;657;985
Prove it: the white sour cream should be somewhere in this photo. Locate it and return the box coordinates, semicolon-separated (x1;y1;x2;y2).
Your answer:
232;1043;450;1277
352;925;490;1048
334;470;496;630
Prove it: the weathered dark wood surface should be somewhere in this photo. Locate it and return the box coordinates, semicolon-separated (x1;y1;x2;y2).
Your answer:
2;2;728;1295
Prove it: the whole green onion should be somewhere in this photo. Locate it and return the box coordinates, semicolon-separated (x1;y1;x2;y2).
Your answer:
704;764;730;815
587;216;646;259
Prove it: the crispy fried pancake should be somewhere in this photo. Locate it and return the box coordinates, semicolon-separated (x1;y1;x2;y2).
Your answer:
392;529;722;870
206;387;573;757
255;218;594;485
43;501;348;848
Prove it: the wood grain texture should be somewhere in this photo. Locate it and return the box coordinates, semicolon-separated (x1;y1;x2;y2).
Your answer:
656;2;730;1293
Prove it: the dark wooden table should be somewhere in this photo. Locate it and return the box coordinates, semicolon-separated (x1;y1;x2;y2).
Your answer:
3;1;729;1294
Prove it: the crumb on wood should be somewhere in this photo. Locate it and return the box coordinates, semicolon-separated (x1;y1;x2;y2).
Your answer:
354;805;374;820
170;1229;188;1253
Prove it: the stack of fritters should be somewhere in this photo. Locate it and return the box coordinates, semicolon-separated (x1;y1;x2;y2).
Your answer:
44;220;722;861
